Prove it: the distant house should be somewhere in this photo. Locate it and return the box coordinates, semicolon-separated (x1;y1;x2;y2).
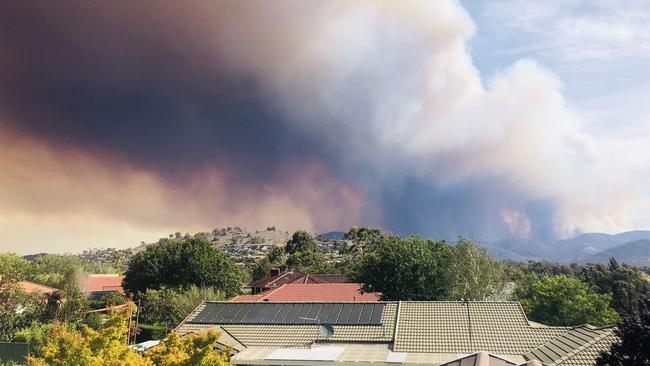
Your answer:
230;283;381;302
248;269;350;294
0;276;57;296
81;274;124;299
176;301;616;366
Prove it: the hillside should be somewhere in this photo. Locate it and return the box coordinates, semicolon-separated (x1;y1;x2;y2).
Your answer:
486;230;650;264
581;239;650;267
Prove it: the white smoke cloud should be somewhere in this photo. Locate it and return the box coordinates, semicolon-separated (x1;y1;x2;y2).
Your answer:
202;0;647;237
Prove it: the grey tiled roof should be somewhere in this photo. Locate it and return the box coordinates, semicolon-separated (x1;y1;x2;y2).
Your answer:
394;302;567;354
175;301;615;366
524;326;617;366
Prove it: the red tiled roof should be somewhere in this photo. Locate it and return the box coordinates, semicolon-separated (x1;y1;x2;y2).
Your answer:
248;271;350;289
82;274;124;294
230;283;381;302
0;276;57;295
18;280;57;295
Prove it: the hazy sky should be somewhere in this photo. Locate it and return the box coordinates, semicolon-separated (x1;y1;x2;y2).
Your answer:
1;0;649;253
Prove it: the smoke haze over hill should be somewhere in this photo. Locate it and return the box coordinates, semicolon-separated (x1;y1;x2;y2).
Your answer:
1;1;649;252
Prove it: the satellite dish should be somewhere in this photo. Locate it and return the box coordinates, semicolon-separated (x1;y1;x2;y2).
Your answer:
319;324;335;338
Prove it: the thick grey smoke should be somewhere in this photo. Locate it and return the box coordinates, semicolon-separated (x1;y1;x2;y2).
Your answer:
1;0;646;250
203;1;644;239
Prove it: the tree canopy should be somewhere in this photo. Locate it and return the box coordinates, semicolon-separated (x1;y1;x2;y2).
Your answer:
519;275;619;326
597;296;650;366
122;238;243;296
352;235;451;300
284;230;318;255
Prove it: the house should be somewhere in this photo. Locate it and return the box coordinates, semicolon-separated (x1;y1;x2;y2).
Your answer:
248;269;350;294
175;301;616;366
0;276;57;300
81;274;124;299
230;283;381;302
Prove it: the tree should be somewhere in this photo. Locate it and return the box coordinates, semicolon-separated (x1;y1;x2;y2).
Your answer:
0;283;44;341
597;296;650;366
139;286;225;328
171;286;224;323
344;227;385;254
446;239;506;300
285;230;318;255
579;260;650;316
351;235;451;300
519;275;620;326
28;307;149;366
144;331;229;366
251;257;273;281
122;238;243;296
28;254;89;289
0;253;30;281
286;250;326;272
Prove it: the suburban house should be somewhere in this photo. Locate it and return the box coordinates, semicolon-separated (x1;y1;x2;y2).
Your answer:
230;283;381;302
248;269;350;294
15;280;57;296
81;274;124;299
175;301;615;366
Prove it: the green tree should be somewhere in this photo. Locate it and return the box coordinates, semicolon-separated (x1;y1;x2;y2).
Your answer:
597;296;650;366
171;286;224;323
446;239;506;300
139;288;178;328
0;254;30;281
122;238;243;296
267;246;286;265
286;250;326;272
139;286;224;328
285;230;318;255
13;322;55;358
579;260;650;316
352;235;451;300
0;283;44;341
344;227;385;254
519;275;620;326
28;254;88;289
251;257;273;281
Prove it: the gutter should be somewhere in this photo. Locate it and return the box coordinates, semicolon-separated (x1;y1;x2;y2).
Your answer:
391;301;402;352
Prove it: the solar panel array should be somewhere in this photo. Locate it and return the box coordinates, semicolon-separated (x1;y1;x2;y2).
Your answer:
188;302;385;325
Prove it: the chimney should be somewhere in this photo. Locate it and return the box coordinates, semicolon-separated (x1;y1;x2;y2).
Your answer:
270;268;281;276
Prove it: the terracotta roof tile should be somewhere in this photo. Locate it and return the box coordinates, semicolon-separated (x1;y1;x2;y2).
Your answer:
82;274;124;293
231;284;380;302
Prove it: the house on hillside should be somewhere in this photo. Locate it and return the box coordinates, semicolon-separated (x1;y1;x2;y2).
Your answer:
230;283;381;302
248;268;350;294
81;274;124;299
175;301;616;366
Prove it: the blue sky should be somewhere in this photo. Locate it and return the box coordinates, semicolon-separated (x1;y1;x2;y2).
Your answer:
462;0;650;137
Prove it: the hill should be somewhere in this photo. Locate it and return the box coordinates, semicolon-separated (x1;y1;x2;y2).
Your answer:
581;239;650;267
486;230;650;264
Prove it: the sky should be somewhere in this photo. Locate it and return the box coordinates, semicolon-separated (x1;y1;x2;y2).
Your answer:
1;0;649;253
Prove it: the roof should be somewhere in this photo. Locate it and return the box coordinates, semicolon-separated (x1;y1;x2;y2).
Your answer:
524;325;617;366
439;351;531;366
82;274;124;294
177;301;398;346
394;302;567;354
18;280;57;295
175;301;616;366
230;284;381;302
248;271;350;289
0;276;57;295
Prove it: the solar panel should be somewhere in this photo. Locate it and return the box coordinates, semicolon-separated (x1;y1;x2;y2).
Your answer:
370;303;385;324
188;302;384;325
